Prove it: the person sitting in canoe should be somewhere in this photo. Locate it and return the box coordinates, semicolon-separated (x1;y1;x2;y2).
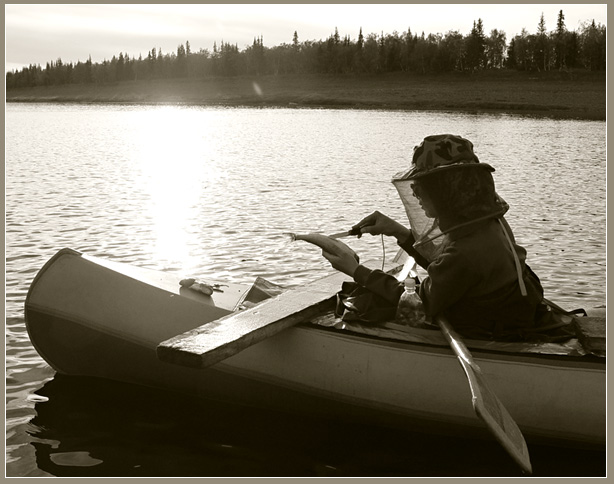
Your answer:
322;133;552;341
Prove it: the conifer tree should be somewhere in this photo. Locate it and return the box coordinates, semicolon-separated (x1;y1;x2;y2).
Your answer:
536;12;548;71
465;19;486;70
555;10;566;69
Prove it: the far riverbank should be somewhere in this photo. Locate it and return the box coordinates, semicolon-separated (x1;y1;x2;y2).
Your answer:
5;71;606;121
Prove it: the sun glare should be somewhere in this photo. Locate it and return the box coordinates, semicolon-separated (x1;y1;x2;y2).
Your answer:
133;106;223;269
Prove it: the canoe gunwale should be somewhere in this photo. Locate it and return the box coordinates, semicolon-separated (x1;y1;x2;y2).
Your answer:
302;322;606;370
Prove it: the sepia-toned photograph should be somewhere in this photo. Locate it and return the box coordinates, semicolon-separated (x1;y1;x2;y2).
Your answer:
5;3;606;478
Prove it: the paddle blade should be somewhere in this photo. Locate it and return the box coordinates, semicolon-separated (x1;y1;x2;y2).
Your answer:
456;357;533;475
437;316;532;475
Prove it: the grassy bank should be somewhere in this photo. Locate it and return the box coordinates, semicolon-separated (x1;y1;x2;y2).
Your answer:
6;70;606;120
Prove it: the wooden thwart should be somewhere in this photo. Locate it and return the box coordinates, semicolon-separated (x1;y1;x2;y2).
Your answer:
157;269;350;369
157;259;399;369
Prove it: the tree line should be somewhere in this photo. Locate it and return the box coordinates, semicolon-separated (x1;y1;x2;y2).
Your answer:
6;10;606;89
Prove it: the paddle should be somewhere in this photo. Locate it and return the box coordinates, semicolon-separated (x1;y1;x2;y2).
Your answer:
397;258;532;474
436;315;533;475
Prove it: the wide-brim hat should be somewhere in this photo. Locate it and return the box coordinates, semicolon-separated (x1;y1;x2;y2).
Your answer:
395;134;495;181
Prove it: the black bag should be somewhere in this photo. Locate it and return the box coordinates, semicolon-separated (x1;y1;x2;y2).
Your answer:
496;299;586;343
335;281;398;324
494;265;583;343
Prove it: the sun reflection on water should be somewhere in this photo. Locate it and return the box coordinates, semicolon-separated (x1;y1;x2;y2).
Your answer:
132;106;224;270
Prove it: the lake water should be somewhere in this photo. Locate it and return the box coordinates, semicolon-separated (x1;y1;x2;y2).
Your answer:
5;103;606;477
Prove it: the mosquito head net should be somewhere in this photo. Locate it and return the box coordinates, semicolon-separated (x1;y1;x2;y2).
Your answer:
392;134;508;261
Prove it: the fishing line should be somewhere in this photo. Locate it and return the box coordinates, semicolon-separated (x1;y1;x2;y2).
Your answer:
381;234;385;271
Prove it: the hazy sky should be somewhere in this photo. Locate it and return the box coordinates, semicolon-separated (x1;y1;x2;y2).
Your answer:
5;3;607;73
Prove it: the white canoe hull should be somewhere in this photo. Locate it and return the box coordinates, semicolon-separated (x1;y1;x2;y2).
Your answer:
25;249;605;448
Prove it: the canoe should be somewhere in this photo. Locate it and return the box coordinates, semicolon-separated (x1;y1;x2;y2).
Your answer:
24;248;605;449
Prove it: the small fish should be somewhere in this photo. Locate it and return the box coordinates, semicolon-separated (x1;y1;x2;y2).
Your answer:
194;283;214;296
286;232;359;262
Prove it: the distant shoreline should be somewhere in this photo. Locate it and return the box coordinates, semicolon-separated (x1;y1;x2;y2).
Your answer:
6;71;606;121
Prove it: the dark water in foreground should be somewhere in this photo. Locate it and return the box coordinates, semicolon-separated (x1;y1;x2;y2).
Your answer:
22;376;605;478
6;104;606;477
